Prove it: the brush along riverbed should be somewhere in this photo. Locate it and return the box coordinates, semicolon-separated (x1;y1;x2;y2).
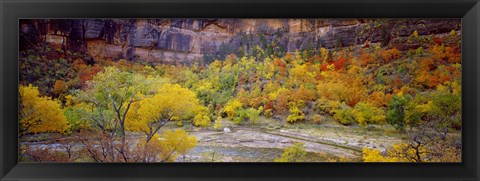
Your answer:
20;117;411;162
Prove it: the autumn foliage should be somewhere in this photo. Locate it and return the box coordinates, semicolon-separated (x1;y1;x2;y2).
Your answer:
19;84;68;134
19;24;461;163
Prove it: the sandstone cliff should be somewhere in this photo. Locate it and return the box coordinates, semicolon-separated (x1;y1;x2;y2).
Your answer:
19;19;461;63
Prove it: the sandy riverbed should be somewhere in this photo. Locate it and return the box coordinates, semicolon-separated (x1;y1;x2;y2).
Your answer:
20;123;407;162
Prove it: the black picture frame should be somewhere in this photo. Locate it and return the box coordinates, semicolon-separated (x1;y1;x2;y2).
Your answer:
1;0;479;180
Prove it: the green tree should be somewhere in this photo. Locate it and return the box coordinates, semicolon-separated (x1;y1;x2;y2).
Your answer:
409;83;462;129
63;106;90;132
387;94;412;131
76;67;158;140
233;108;247;125
431;92;461;128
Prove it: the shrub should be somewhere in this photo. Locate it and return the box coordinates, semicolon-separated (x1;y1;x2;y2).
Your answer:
193;113;211;127
245;108;261;125
378;48;401;63
223;99;243;118
233;109;247;125
352;102;386;127
274;142;307;162
264;109;273;118
310;114;323;124
213;116;222;130
176;121;184;127
415;47;424;56
315;99;341;115
412;30;419;38
287;106;304;123
287;102;305;124
332;107;355;126
449;30;456;37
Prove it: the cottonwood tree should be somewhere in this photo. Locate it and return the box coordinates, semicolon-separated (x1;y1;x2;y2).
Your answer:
129;129;198;162
158;129;198;162
126;83;205;143
75;66;159;162
19;84;68;134
76;66;158;139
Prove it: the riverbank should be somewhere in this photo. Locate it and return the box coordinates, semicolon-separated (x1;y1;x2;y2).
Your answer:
20;117;411;162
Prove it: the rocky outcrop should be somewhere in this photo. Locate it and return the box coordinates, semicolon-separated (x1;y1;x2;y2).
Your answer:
19;19;461;64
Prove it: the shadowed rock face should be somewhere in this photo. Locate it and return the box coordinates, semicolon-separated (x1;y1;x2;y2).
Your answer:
19;19;461;63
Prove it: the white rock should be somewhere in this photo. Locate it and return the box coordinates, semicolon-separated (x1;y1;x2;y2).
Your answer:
223;127;231;133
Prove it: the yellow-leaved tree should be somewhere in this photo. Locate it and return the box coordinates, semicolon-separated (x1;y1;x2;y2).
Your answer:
126;83;205;143
193;113;211;127
213;116;222;130
351;102;386;127
158;129;198;162
287;101;305;124
19;84;68;134
362;143;427;162
132;129;198;162
362;147;400;162
223;99;243;118
274;142;307;162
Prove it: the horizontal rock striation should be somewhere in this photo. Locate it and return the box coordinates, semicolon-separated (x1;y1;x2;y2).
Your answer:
19;19;461;63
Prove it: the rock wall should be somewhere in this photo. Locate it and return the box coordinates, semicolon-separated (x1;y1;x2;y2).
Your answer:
19;19;461;63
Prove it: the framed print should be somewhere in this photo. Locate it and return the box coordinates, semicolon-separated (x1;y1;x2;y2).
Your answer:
1;0;479;181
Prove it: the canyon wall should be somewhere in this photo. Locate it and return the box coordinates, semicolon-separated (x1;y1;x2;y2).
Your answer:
19;19;461;63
